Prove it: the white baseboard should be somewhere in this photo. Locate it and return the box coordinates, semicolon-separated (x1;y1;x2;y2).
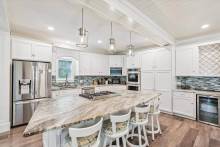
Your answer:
0;121;10;133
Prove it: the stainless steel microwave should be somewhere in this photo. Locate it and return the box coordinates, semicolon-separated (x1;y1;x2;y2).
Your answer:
110;67;122;76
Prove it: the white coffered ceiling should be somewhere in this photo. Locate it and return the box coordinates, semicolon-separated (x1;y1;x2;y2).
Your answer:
6;0;220;53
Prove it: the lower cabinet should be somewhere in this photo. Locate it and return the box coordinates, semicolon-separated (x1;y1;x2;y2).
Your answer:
156;90;172;113
173;91;196;119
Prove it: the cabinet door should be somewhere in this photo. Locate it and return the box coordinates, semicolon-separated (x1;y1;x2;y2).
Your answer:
109;55;123;67
141;51;155;71
11;38;32;60
99;55;109;75
141;71;155;90
157;90;172;113
155;71;171;90
79;53;91;75
155;49;171;70
127;54;141;68
173;98;195;118
176;47;194;76
32;44;52;62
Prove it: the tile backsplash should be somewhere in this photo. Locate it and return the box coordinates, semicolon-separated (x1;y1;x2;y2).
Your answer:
176;76;220;91
52;75;127;87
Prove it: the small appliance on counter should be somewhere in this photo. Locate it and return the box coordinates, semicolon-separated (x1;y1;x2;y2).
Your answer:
12;60;52;127
127;68;141;91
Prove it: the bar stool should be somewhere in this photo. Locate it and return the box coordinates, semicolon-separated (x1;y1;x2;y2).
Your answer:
147;97;162;140
127;104;150;147
103;110;131;147
65;117;103;147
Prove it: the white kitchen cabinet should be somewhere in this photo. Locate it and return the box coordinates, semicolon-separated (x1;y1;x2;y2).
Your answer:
141;71;155;90
11;37;52;62
109;55;124;67
155;49;171;70
11;38;33;60
141;48;171;71
173;91;196;119
141;51;155;71
176;46;199;76
141;71;172;112
79;53;109;76
156;90;172;113
32;43;52;62
126;54;141;68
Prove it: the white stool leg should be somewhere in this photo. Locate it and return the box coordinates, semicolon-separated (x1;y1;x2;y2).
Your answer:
151;115;155;140
109;138;113;147
103;136;107;147
138;125;142;145
156;115;162;134
116;138;120;147
122;136;126;147
143;125;149;146
131;125;135;139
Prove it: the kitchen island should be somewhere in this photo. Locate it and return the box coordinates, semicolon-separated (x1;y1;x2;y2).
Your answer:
24;89;160;147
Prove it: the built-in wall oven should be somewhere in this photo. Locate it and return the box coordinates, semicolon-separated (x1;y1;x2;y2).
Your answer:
197;94;220;126
127;68;141;91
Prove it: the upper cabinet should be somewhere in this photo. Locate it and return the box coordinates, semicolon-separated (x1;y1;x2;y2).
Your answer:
176;45;199;76
79;52;109;76
141;48;171;71
109;55;124;67
11;37;52;62
126;54;141;68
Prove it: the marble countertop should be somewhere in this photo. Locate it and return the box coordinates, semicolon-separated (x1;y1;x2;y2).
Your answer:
173;89;220;97
51;84;127;91
24;90;160;136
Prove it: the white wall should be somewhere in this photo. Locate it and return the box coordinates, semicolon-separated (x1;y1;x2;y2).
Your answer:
0;31;10;133
0;0;11;133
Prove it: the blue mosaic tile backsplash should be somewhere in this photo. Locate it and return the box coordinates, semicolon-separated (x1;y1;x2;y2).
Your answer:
52;75;127;87
176;76;220;91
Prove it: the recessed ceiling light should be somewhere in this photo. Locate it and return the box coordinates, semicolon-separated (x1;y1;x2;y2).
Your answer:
65;41;71;44
128;17;133;23
97;40;102;44
48;26;54;31
201;24;210;29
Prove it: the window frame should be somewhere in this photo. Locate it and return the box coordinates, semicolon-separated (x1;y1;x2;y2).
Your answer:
56;57;74;81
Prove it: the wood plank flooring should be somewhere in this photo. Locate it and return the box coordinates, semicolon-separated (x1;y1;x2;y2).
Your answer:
1;113;220;147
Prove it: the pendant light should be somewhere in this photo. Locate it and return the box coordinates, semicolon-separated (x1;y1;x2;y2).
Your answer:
127;31;135;56
76;8;88;48
109;22;116;51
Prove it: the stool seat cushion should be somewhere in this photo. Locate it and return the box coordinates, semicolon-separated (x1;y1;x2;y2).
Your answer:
103;119;128;135
130;112;148;123
64;132;98;147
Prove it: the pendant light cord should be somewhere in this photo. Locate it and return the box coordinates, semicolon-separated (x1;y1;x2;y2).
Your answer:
111;22;112;36
130;31;132;44
82;8;84;28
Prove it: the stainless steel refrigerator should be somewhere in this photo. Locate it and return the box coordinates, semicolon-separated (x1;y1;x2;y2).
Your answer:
12;60;51;127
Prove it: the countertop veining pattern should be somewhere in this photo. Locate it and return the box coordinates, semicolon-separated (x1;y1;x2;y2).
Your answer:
24;90;160;136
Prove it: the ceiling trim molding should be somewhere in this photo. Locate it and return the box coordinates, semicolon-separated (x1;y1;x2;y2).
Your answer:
67;0;175;46
176;33;220;46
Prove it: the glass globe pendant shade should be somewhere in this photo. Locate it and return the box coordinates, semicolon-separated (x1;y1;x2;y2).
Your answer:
109;38;116;51
76;27;88;48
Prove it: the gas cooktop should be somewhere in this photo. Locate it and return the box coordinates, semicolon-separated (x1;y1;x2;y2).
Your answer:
79;91;119;100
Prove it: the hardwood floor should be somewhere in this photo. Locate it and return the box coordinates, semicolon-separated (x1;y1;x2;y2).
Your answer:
1;113;220;147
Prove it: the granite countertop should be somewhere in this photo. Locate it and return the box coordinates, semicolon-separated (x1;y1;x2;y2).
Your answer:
24;90;160;136
174;89;220;97
51;84;127;91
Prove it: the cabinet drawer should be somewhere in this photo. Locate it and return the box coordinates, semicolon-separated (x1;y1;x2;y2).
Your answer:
173;91;195;99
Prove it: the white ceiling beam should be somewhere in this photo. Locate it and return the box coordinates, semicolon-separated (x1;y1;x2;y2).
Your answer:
103;0;175;45
66;0;175;46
